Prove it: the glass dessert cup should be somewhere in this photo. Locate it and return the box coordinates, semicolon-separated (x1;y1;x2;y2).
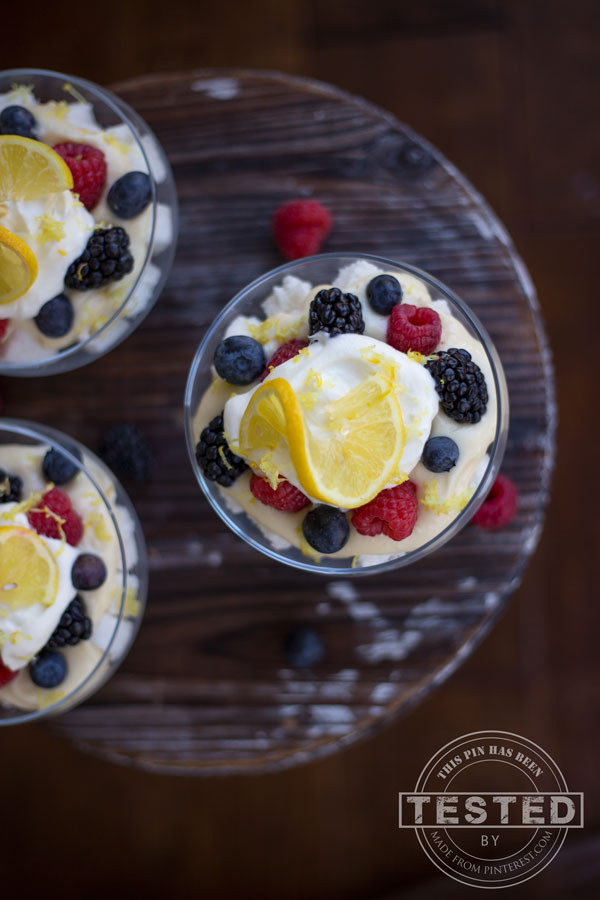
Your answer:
0;67;178;376
184;253;509;576
0;419;148;724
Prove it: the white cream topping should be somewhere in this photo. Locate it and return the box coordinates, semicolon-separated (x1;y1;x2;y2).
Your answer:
223;333;439;503
0;191;94;319
0;506;79;670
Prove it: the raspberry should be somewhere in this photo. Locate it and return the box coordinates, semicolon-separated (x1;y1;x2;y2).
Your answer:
27;487;83;546
471;473;518;530
53;142;107;211
0;661;18;687
260;339;308;381
250;474;310;512
387;304;441;354
351;481;418;541
0;319;9;341
272;199;332;260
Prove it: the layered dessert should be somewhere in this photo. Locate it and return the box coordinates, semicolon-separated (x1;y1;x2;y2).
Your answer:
0;440;142;713
192;260;498;567
0;81;172;364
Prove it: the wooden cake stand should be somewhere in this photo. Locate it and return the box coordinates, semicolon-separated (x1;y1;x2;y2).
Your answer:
11;69;555;774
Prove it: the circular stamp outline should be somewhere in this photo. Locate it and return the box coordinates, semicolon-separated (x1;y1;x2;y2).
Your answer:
413;730;570;890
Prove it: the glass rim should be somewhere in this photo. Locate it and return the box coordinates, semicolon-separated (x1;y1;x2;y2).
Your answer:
184;251;509;576
0;417;131;723
0;67;158;371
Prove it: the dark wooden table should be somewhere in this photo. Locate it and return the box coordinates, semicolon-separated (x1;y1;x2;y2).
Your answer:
9;69;546;774
1;1;598;897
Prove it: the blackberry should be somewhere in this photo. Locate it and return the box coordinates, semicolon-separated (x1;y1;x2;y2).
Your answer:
426;348;489;424
0;469;23;503
98;423;155;483
309;287;365;338
195;413;247;487
46;597;92;649
64;226;133;291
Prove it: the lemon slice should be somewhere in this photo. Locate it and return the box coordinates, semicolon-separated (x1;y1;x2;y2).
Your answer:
239;375;405;508
0;135;73;202
0;525;59;611
0;225;38;304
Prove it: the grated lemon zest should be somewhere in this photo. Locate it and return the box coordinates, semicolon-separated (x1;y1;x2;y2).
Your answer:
420;480;473;515
85;511;113;543
407;350;425;364
124;587;141;619
62;81;87;104
0;488;45;519
258;452;281;489
103;132;132;155
218;446;232;470
248;315;303;345
9;84;34;104
52;101;70;121
36;214;66;244
293;346;311;363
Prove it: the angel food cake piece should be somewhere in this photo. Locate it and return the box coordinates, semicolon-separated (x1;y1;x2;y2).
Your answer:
0;84;172;362
0;443;141;712
193;261;497;566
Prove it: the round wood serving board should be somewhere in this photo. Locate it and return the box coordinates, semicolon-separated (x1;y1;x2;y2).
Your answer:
19;69;554;774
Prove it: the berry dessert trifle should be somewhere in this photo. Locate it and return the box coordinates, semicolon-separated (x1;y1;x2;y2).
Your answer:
0;420;147;723
185;254;508;574
0;68;177;375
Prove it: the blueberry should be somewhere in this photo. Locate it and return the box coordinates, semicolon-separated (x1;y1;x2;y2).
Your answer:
366;274;402;315
34;293;74;338
0;105;37;138
107;171;152;219
214;335;266;385
42;443;81;485
29;650;67;688
71;553;107;590
422;436;459;473
284;625;325;668
302;505;349;554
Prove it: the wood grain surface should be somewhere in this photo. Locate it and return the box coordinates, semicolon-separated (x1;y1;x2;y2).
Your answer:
6;70;554;773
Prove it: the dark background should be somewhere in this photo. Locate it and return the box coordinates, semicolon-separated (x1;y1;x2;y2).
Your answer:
2;0;599;896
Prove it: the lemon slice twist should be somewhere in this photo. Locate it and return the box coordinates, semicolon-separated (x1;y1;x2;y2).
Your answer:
0;224;38;305
239;375;405;509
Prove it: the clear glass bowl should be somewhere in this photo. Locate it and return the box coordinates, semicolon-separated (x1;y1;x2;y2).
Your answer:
0;67;178;376
0;419;148;724
184;253;509;576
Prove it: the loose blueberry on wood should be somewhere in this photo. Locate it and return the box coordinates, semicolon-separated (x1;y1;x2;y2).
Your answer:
284;626;325;667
